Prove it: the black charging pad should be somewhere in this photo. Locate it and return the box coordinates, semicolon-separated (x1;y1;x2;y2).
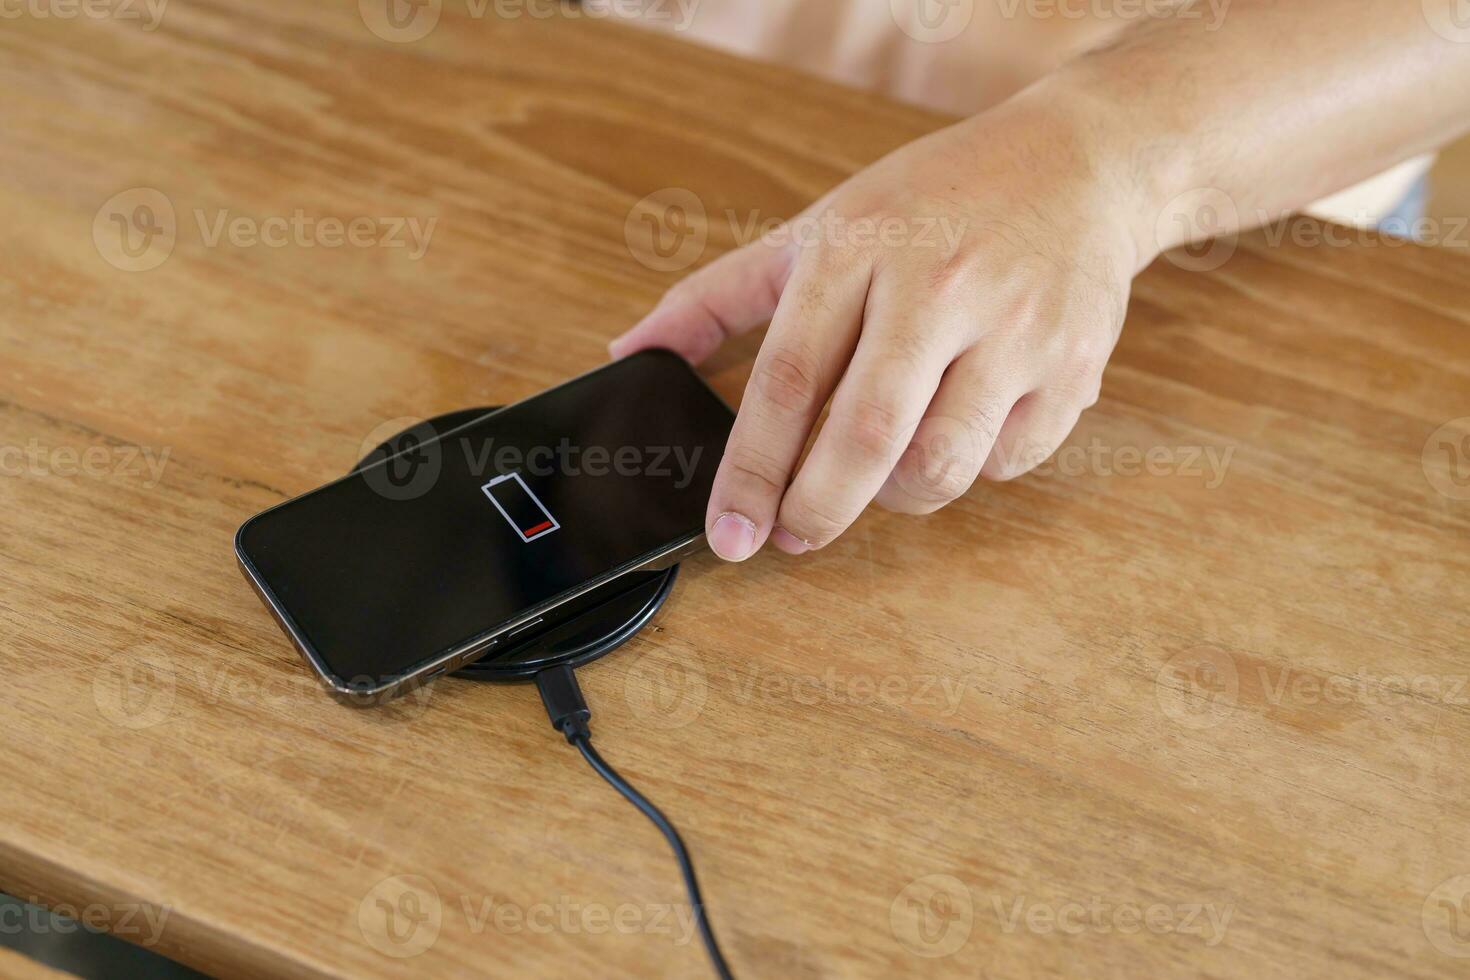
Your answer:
350;407;678;683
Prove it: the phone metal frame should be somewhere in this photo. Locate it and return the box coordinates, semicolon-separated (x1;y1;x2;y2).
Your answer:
234;353;722;706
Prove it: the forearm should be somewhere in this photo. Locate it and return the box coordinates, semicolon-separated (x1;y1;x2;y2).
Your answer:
1020;0;1470;261
615;1;1470;557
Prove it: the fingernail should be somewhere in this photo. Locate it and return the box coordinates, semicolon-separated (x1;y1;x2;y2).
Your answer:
709;512;757;561
770;527;810;555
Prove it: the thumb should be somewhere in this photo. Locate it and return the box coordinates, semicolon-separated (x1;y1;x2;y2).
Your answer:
610;236;798;364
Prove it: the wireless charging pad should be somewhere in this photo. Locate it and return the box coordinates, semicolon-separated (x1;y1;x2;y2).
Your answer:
351;407;679;683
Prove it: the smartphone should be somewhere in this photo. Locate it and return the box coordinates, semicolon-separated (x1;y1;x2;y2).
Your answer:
235;350;734;704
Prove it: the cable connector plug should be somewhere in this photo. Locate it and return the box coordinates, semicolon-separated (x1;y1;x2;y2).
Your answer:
535;664;591;743
530;661;733;978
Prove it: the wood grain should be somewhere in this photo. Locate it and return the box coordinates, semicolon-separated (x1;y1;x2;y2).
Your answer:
0;946;75;979
1;4;1468;978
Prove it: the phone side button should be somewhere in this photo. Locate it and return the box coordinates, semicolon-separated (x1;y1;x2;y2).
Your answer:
507;617;544;639
454;638;499;670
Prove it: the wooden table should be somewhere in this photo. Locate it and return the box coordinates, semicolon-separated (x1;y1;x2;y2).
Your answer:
3;4;1469;978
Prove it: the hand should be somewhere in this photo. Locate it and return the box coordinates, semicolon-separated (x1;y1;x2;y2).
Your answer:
611;91;1154;561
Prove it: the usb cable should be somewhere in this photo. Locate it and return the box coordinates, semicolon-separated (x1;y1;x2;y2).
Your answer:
535;664;734;980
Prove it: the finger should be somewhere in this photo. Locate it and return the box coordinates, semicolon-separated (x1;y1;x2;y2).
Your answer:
771;285;969;552
873;347;1033;514
610;237;799;364
705;247;872;561
981;388;1091;482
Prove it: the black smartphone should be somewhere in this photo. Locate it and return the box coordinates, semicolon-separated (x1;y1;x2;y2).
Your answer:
235;350;734;704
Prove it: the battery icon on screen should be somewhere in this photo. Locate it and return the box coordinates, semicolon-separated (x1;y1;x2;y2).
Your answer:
481;472;560;542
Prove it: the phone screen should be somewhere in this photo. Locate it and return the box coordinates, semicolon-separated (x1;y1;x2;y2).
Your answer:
236;350;733;690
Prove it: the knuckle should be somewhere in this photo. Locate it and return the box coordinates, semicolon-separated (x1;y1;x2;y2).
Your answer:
892;420;986;505
837;396;909;461
1060;329;1112;382
1044;349;1106;404
1056;365;1104;407
753;346;822;415
962;400;1006;446
663;275;700;305
779;495;850;547
812;233;869;267
924;253;985;305
882;326;935;371
759;247;794;309
984;437;1051;482
897;447;977;504
723;444;788;496
663;266;719;308
1072;345;1111;382
924;452;979;501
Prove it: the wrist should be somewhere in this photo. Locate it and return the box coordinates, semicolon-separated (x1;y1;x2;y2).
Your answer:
1000;71;1196;274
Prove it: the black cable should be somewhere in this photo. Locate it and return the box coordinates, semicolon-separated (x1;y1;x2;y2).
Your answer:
536;665;734;980
570;735;733;979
